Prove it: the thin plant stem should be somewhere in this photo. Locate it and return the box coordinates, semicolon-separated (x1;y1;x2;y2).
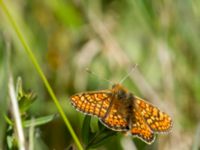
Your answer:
8;75;26;150
0;1;83;150
29;118;35;150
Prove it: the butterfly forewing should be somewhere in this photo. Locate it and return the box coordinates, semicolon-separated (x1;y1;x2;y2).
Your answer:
70;90;112;118
135;96;172;133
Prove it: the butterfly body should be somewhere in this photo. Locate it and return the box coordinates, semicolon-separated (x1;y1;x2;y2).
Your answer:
70;84;172;144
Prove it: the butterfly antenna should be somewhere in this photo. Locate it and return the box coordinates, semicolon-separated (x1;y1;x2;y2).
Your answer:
119;64;138;84
86;68;113;85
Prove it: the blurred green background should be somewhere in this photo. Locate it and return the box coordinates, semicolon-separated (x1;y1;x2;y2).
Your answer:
0;0;200;149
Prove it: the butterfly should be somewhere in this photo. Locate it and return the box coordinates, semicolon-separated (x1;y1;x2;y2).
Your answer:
70;83;172;144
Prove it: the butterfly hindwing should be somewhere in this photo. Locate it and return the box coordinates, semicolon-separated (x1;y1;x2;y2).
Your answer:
100;98;130;131
131;109;155;144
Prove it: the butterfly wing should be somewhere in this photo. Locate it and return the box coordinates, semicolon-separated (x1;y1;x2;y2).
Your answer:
131;109;155;144
100;98;130;131
135;96;172;133
70;90;112;118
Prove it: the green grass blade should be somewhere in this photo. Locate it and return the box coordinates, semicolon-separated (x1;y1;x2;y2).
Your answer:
23;114;56;128
81;116;91;145
0;1;83;150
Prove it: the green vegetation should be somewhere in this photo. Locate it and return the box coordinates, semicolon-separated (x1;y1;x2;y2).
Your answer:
0;0;200;149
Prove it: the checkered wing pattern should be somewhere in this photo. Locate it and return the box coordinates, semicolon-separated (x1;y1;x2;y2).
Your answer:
70;91;112;118
100;99;129;131
70;83;173;145
131;109;155;144
135;96;172;133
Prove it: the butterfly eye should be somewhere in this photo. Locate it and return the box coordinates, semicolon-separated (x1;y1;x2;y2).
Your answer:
118;90;126;100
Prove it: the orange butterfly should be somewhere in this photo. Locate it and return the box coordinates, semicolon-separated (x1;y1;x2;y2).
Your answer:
70;84;172;144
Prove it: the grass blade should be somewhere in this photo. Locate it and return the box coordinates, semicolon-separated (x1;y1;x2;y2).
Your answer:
0;1;83;149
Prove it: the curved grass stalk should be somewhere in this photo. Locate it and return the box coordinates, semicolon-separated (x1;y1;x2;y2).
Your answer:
0;1;83;150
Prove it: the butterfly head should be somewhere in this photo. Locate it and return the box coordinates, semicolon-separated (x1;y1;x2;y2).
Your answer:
112;84;133;100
